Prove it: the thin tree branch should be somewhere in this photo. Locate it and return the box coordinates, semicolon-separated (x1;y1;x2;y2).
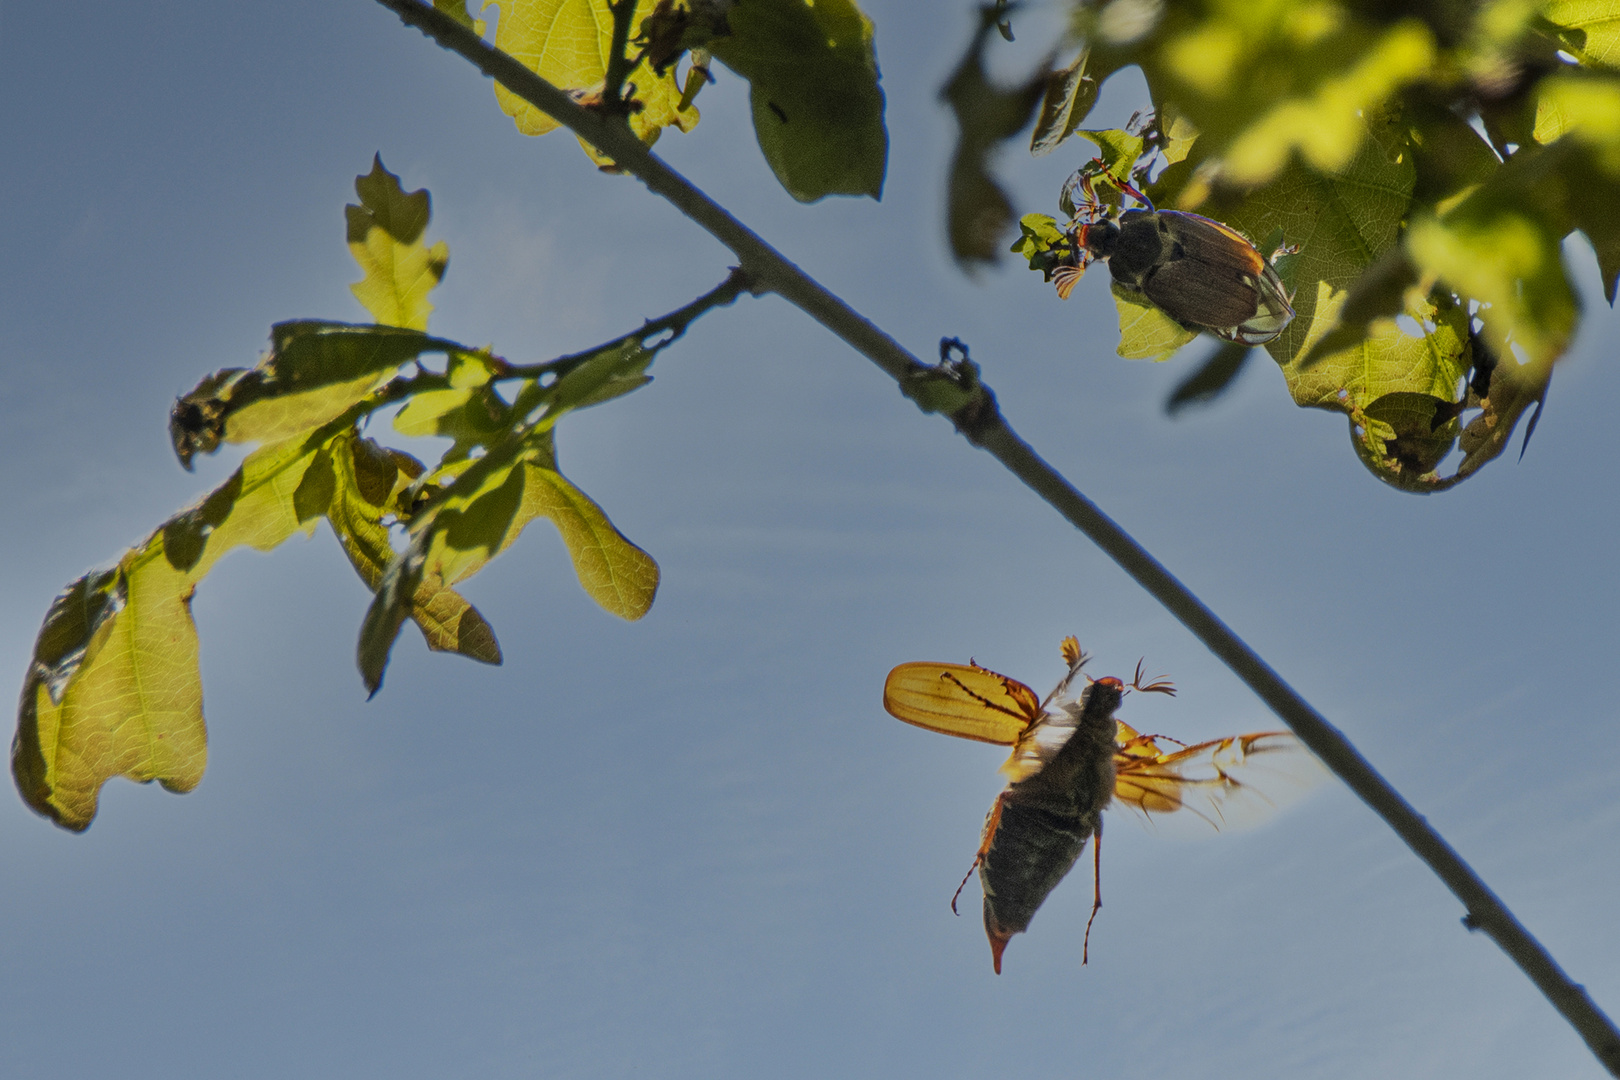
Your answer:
370;2;1620;1072
499;268;753;382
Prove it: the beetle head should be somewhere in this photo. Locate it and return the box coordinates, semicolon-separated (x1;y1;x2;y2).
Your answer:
1079;219;1120;260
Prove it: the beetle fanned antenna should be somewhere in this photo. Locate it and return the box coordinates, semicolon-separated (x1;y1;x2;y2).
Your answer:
1129;658;1177;696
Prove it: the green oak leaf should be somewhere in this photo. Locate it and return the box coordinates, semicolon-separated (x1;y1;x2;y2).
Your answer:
15;555;206;834
706;0;888;202
1111;282;1198;360
1030;47;1120;157
14;431;330;830
1542;0;1620;68
1081;128;1146;183
16;415;514;829
360;333;662;693
484;0;698;156
1535;70;1620;301
317;433;503;664
348;156;450;331
546;339;654;412
169;323;467;465
1010;212;1068;275
1219;21;1436;185
358;426;658;694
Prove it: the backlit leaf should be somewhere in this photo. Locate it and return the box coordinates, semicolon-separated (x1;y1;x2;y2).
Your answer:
358;419;657;693
170;322;466;464
1220;21;1435;185
318;433;503;664
707;0;888;201
15;555;205;833
1112;282;1198;361
14;432;330;830
485;0;697;152
1030;48;1116;157
1543;0;1620;68
348;156;450;331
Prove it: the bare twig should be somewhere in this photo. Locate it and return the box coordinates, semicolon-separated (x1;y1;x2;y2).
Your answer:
501;268;753;382
369;2;1620;1072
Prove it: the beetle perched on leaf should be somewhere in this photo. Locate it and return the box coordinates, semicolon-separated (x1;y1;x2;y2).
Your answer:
883;636;1314;973
1050;163;1296;346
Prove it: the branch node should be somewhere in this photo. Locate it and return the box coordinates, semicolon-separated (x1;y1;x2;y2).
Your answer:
899;337;1002;445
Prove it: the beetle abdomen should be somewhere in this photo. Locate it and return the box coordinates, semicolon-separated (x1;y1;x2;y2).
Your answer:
979;798;1092;947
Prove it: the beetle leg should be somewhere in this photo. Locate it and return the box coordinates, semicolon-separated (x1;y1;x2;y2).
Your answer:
951;793;1007;914
1081;815;1103;965
1110;173;1156;213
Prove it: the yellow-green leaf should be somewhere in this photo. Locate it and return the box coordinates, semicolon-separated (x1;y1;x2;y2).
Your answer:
1111;281;1198;360
171;323;462;463
485;0;698;151
348;156;450;331
1221;21;1435;185
319;433;502;664
1407;209;1577;367
15;554;205;833
1543;0;1620;68
1534;71;1620;171
357;423;657;693
515;464;659;619
14;431;331;830
1031;48;1107;157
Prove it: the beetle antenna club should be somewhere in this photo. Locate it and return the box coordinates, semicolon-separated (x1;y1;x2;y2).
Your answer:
1129;658;1176;696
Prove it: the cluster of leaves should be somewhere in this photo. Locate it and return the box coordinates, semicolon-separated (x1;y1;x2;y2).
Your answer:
475;0;888;201
11;157;692;831
953;0;1620;491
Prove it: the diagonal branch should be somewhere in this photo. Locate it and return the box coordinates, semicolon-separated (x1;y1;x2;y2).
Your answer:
370;1;1620;1072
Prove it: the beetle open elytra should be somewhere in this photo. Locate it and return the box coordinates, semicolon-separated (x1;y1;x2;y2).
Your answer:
1054;167;1296;346
883;636;1311;972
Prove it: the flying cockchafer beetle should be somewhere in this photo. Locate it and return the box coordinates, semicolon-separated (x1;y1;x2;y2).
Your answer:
883;637;1314;973
1052;165;1296;347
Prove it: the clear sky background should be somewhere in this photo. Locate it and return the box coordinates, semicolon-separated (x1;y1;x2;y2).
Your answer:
4;2;1619;1078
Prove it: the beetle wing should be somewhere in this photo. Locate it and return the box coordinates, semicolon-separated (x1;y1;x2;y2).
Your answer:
1162;213;1268;277
1220;262;1296;345
883;662;1043;745
1142;258;1262;330
1112;721;1320;829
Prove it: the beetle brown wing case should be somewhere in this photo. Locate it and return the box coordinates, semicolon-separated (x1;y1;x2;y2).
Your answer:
1141;213;1270;330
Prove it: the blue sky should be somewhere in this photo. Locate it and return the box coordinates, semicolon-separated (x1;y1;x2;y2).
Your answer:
3;2;1619;1077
